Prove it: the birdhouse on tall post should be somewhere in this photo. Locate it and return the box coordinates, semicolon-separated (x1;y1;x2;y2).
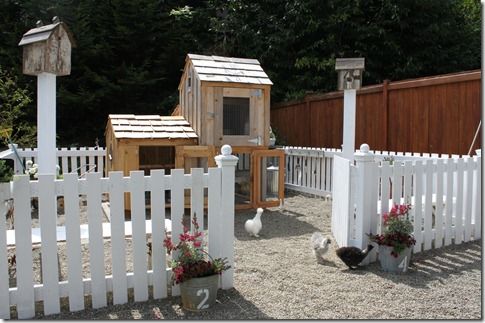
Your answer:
335;58;365;91
335;57;365;160
18;17;74;174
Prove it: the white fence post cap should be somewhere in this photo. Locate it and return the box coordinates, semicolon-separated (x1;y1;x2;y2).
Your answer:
354;143;374;162
215;145;239;167
221;144;232;156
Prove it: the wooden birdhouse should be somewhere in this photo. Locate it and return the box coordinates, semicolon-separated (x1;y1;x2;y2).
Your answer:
18;17;75;76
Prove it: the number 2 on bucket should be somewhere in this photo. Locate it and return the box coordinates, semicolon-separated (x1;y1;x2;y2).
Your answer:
197;289;210;310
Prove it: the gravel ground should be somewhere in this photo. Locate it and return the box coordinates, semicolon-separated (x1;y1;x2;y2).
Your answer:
14;192;482;319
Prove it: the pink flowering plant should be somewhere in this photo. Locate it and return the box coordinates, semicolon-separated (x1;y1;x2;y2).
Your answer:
163;214;230;284
368;203;416;257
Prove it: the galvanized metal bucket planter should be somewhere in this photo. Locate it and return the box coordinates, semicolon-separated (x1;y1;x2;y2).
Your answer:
378;245;412;273
180;274;219;311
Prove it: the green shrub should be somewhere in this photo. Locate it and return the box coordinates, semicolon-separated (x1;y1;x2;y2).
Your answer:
0;159;13;182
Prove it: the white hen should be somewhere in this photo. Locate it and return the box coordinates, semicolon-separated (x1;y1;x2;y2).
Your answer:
245;208;263;237
310;232;331;264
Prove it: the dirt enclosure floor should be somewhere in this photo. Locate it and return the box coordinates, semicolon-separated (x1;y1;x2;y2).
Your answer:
24;192;482;320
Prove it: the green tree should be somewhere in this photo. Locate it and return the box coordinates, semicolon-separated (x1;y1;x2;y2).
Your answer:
0;0;480;145
0;66;36;148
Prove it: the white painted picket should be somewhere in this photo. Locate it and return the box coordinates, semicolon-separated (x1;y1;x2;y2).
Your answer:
0;145;105;177
332;145;481;260
109;171;128;305
38;174;61;315
149;170;166;300
0;147;238;319
63;173;84;312
0;184;10;318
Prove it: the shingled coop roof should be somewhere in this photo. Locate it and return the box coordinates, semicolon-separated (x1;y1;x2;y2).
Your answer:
186;53;273;85
108;114;198;139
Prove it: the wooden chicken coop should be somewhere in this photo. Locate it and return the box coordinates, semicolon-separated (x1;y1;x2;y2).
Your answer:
105;114;198;209
105;54;284;210
175;54;284;209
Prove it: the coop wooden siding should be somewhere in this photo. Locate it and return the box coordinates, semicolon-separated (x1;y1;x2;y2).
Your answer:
271;70;481;155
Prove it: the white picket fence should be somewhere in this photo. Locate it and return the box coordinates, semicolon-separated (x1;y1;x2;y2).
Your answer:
0;144;106;177
331;144;481;262
282;147;338;196
0;146;238;319
281;145;473;197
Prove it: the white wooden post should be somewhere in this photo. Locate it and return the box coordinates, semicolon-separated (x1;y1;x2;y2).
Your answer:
8;144;23;175
214;145;238;289
353;144;378;264
0;183;11;319
330;155;352;247
342;89;356;160
37;72;57;174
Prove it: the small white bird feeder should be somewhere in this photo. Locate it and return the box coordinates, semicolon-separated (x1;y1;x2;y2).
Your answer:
335;57;365;159
18;17;75;174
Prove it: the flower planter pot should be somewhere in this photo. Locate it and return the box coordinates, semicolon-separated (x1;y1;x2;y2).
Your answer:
180;274;219;311
378;245;412;273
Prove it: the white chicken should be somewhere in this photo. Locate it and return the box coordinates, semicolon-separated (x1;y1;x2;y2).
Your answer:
245;208;263;237
310;232;331;264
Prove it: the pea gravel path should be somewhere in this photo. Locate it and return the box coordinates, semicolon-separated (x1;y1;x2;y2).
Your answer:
35;192;481;320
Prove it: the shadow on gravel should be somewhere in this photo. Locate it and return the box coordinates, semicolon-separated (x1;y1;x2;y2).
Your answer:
369;240;481;288
36;288;269;320
234;208;321;240
150;288;270;320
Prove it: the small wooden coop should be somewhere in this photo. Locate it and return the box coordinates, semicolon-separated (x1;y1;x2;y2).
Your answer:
175;54;284;209
105;114;198;175
105;54;285;210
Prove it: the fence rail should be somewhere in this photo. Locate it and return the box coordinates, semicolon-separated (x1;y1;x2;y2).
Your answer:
0;146;238;319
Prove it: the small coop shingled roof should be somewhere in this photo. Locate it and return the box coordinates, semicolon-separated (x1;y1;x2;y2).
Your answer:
108;114;198;140
185;53;273;86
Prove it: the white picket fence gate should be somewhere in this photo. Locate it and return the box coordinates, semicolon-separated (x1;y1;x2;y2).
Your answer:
0;146;238;319
0;144;106;177
331;144;481;263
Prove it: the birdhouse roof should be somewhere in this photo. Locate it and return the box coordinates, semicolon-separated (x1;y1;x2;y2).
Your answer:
18;21;75;47
108;114;198;139
185;53;273;86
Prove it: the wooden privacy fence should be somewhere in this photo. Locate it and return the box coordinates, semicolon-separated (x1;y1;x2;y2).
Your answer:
0;144;106;177
331;144;481;263
0;146;238;319
272;70;481;155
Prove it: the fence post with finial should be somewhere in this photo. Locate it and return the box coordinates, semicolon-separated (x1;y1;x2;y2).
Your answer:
214;145;238;289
